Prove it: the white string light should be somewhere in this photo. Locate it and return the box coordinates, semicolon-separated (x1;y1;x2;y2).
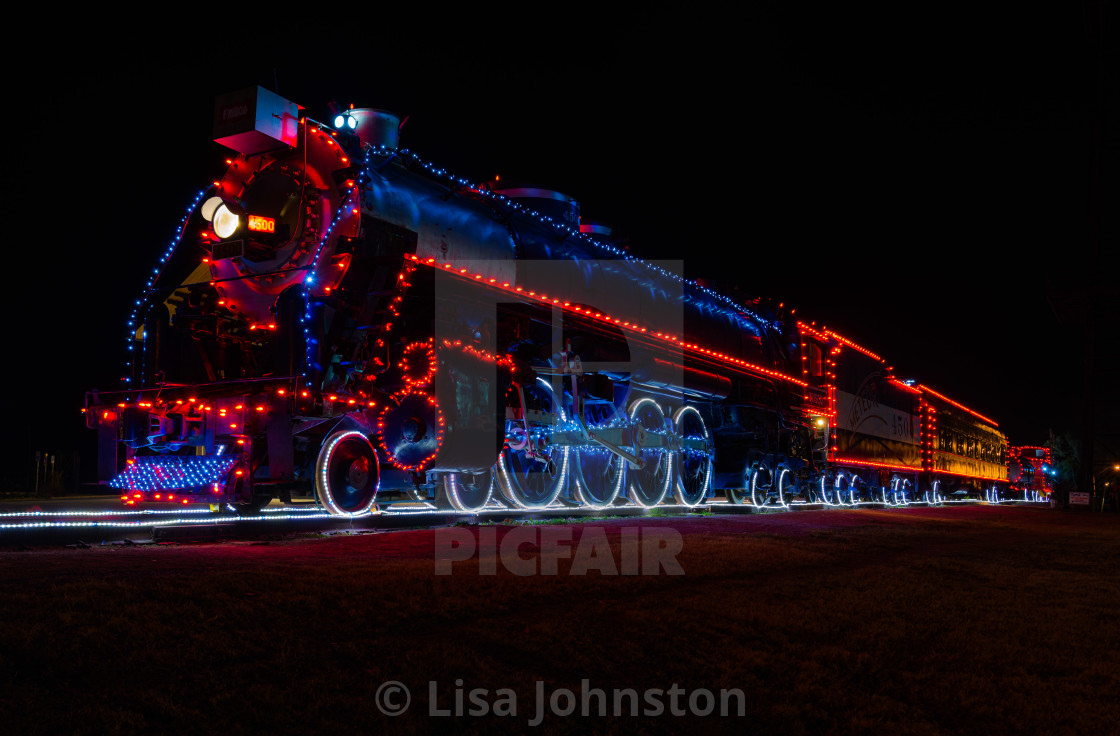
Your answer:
0;495;1041;532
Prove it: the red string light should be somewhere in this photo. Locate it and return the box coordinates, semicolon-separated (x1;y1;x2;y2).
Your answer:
407;254;808;388
917;384;998;427
833;457;919;472
399;339;438;387
375;389;446;472
825;330;884;362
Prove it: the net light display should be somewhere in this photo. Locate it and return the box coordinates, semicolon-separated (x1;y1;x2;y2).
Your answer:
107;455;239;493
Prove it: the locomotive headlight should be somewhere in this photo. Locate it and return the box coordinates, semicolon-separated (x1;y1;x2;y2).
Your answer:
201;196;244;239
334;114;346;129
212;203;241;239
347;115;357;129
200;196;222;222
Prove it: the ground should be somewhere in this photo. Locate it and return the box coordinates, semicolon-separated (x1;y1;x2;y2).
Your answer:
0;506;1116;734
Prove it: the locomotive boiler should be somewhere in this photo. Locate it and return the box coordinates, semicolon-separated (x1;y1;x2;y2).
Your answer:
86;86;1009;515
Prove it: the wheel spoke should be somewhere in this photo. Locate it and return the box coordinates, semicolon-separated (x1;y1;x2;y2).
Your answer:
498;377;568;509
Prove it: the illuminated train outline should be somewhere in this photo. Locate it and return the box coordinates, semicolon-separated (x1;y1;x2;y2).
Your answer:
86;90;1019;518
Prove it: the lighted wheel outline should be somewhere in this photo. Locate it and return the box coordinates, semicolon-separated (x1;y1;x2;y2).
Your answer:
443;464;497;512
818;475;833;506
626;398;673;508
314;430;380;517
672;406;712;507
497;377;569;509
898;478;912;505
572;399;627;509
889;475;911;506
749;463;772;507
929;479;943;505
829;471;849;506
572;444;626;509
846;475;861;505
774;465;793;508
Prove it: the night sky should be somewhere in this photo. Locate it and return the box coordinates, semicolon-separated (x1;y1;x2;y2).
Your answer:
9;5;1112;486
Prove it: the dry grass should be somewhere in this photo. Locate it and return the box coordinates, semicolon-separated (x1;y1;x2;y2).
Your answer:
0;507;1116;735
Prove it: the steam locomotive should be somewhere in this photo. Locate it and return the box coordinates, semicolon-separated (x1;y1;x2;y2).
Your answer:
85;86;1009;515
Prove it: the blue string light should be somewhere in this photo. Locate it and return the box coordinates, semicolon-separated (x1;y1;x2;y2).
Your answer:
298;138;373;389
123;187;214;391
357;145;775;332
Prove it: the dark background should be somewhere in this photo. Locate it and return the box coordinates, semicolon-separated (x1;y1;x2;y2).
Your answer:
7;4;1113;489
